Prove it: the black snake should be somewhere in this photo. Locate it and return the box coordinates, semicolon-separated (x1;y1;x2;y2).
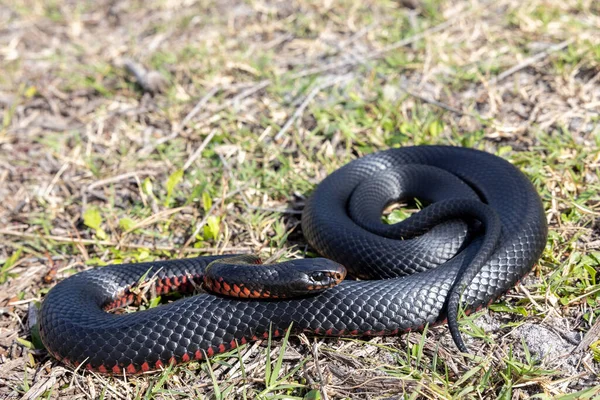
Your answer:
39;145;548;373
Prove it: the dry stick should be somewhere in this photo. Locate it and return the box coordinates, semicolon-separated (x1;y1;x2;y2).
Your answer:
206;80;271;116
87;170;157;191
37;368;67;398
177;80;271;132
182;129;217;171
217;341;263;380
366;18;460;60
147;86;221;152
401;87;472;117
82;170;158;212
574;314;600;354
261;32;294;51
312;342;330;400
316;23;375;68
337;23;375;49
43;162;69;198
273;74;352;141
329;375;411;391
179;86;221;129
488;39;574;85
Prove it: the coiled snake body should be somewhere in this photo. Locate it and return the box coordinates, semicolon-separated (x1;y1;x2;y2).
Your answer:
39;146;548;374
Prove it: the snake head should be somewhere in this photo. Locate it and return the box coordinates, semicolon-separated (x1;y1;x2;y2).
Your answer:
295;259;346;293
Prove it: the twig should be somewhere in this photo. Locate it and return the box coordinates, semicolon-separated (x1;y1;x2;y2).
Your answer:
489;39;574;85
516;283;545;313
221;341;263;380
401;87;474;117
261;32;294;51
183;129;217;171
312;342;330;400
574;315;599;353
337;24;375;49
82;170;158;212
146;86;221;153
353;59;477;118
21;368;66;400
86;171;157;191
179;86;221;129
188;80;271;126
43;162;69;198
274;74;352;141
212;80;271;114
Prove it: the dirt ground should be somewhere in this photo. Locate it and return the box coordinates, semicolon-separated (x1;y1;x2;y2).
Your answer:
1;0;599;399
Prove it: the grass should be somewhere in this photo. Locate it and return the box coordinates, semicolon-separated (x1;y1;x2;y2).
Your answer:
1;0;599;398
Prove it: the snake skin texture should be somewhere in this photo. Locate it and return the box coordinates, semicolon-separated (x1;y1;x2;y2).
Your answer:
39;145;548;373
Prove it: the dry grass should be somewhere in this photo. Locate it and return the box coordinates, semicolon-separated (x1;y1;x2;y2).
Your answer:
1;0;599;398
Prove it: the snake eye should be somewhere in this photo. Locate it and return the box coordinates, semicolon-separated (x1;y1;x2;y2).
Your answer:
310;272;326;282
